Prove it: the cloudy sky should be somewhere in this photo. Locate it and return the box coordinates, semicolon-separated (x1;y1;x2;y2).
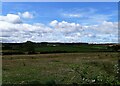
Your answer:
0;2;118;43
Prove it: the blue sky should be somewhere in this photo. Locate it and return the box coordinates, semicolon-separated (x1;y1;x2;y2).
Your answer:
3;2;117;24
0;2;118;43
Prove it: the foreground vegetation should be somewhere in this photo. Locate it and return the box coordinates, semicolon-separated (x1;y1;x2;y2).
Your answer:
2;52;120;85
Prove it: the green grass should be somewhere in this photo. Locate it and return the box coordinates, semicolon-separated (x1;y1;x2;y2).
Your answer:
2;52;120;85
2;45;111;55
35;45;109;53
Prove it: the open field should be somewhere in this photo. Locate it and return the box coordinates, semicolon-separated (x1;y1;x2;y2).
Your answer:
2;42;119;55
2;52;120;85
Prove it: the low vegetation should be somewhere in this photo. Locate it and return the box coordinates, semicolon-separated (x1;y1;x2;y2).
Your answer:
2;41;120;85
2;53;120;85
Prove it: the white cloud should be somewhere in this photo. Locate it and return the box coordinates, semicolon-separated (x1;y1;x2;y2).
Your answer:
18;11;33;19
62;13;82;18
49;20;58;27
0;14;118;43
61;8;96;18
50;20;83;34
0;14;22;24
61;8;117;25
88;21;118;34
48;20;118;43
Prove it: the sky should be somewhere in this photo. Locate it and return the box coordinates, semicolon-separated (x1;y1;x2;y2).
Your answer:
1;0;120;2
0;2;118;43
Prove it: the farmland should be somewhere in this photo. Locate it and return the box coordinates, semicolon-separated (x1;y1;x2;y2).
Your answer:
1;42;120;85
2;52;120;85
1;41;120;55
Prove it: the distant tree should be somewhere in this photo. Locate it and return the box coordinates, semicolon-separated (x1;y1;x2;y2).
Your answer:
108;45;120;52
24;41;35;54
112;45;120;52
2;44;12;50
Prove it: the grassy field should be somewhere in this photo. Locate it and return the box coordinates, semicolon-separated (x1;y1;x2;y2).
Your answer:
35;45;109;52
2;52;120;85
2;44;116;55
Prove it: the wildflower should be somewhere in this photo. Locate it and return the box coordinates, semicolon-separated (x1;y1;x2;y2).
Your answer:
82;78;85;81
91;79;95;83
